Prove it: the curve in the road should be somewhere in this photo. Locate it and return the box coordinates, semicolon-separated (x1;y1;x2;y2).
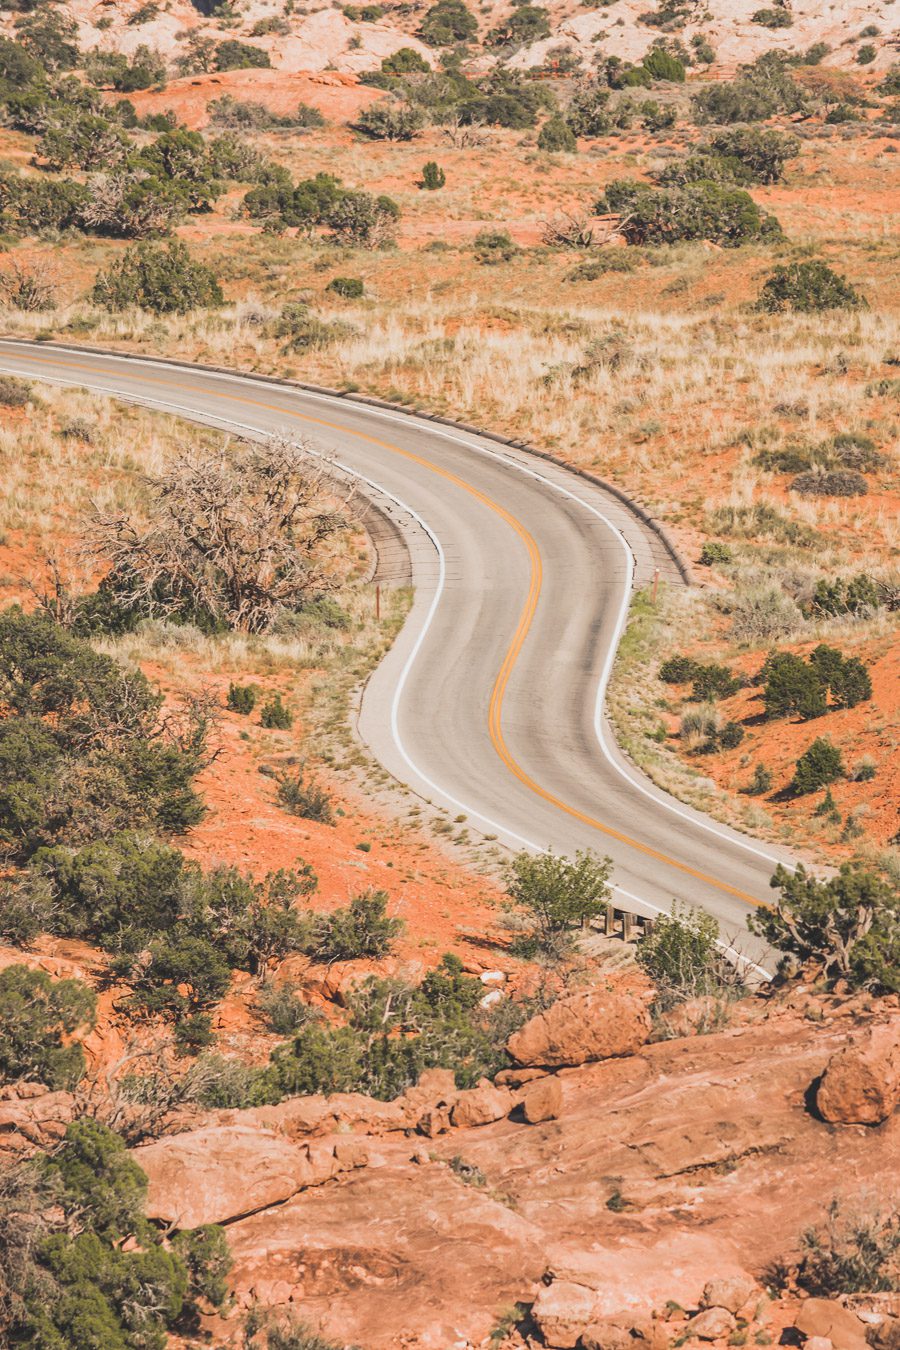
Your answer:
0;340;789;969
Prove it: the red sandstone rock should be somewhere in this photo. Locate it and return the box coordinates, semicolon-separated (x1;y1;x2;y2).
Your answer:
522;1074;562;1123
532;1279;601;1348
450;1079;515;1128
507;987;651;1068
795;1300;869;1350
684;1307;736;1340
701;1275;758;1314
816;1023;900;1125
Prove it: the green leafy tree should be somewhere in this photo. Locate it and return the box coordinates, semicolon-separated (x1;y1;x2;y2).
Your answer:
92;240;223;315
762;651;827;720
0;966;96;1089
506;849;612;953
325;190;400;246
486;4;550;47
634;902;739;1008
354;100;425;140
749;864;899;991
705;126;799;184
598;178;781;247
381;46;430;75
420;160;446;189
642;47;685;82
215;39;271;71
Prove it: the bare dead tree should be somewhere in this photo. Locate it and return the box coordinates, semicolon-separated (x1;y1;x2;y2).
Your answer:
540;210;595;249
87;434;351;634
73;1037;221;1145
16;554;92;629
442;113;487;148
0;259;58;313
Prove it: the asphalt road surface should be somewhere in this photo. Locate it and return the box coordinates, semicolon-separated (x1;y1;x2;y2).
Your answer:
0;340;794;970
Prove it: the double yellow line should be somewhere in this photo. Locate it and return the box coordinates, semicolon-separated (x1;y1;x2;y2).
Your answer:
15;349;761;906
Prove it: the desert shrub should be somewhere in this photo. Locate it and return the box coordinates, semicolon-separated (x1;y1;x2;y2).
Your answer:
722;585;804;643
310;890;404;961
679;703;720;752
852;756;877;783
565;81;614;136
354;100;425;140
568;253;637;280
702;127;799;184
89;437;344;635
270;303;350;352
325;190;400;246
878;64;900;96
227;682;257;715
215;39;271;70
474;228;518;263
792;469;869;498
640;99;676;131
825;104;860;125
808;574;882;618
752;7;792;27
796;1199;900;1296
36;110;130;173
750;863;898;992
744;762;772;796
260;954;517;1101
0;1119;229;1346
486;4;550;47
636;903;744;1011
690;663;739;701
420;0;478;45
0;375;32;408
597;179;780;247
14;9;79;71
85;44;167;91
857;44;876;66
691;54;805;124
326;274;364;297
0;966;95;1090
0;259;56;312
790;737;844;795
0;171;91;234
642;47;685;82
0;34;45;88
659;654;701;684
719;721;745;749
77;168;188;238
0;608;208;859
382;46;430;75
505;848;612;956
260;693;294;729
276;770;334;824
538;113;576;151
761;651;826;720
420;160;446;190
757;261;865;313
92;240;223;314
699;542;732;566
256;983;315;1036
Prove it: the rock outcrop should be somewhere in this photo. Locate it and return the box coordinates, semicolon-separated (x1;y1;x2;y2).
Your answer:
0;1083;76;1155
816;1022;900;1125
795;1300;870;1350
134;1124;368;1227
507;986;651;1068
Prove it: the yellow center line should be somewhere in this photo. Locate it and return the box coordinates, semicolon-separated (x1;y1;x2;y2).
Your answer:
15;349;762;906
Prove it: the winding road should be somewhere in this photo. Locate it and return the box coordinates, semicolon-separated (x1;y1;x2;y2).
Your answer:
0;339;793;969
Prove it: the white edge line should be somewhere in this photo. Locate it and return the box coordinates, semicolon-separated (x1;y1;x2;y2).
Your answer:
0;350;776;979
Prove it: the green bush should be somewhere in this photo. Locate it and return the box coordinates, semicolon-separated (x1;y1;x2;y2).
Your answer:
796;1199;900;1297
325;190;400;247
690;663;740;701
640;99;676;132
15;9;79;72
276;769;334;823
750;863;898;992
0;608;207;860
382;46;430;75
486;4;550;47
310;890;404;961
642;47;685;82
327;274;364;297
703;127;799;184
0;1119;230;1346
474;228;518;263
260;693;293;729
792;468;869;498
752;7;792;27
743;762;772;795
227;682;257;715
420;0;478;45
691;55;806;124
420;160;446;190
92;240;223;315
699;542;732;566
635;902;737;1007
659;654;701;683
354;100;425;140
756;261;866;313
598;178;781;247
808;574;882;618
719;720;745;749
505;848;612;956
538;113;576;151
256;982;315;1036
856;44;876;66
790;737;844;795
762;651;827;720
85;44;167;91
0;965;96;1089
215;39;271;71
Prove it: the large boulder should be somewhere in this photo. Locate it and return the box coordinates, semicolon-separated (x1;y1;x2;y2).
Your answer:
0;1085;75;1154
816;1023;900;1126
507;987;651;1069
450;1080;515;1129
134;1125;367;1227
795;1300;869;1350
523;1074;562;1124
532;1279;600;1348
